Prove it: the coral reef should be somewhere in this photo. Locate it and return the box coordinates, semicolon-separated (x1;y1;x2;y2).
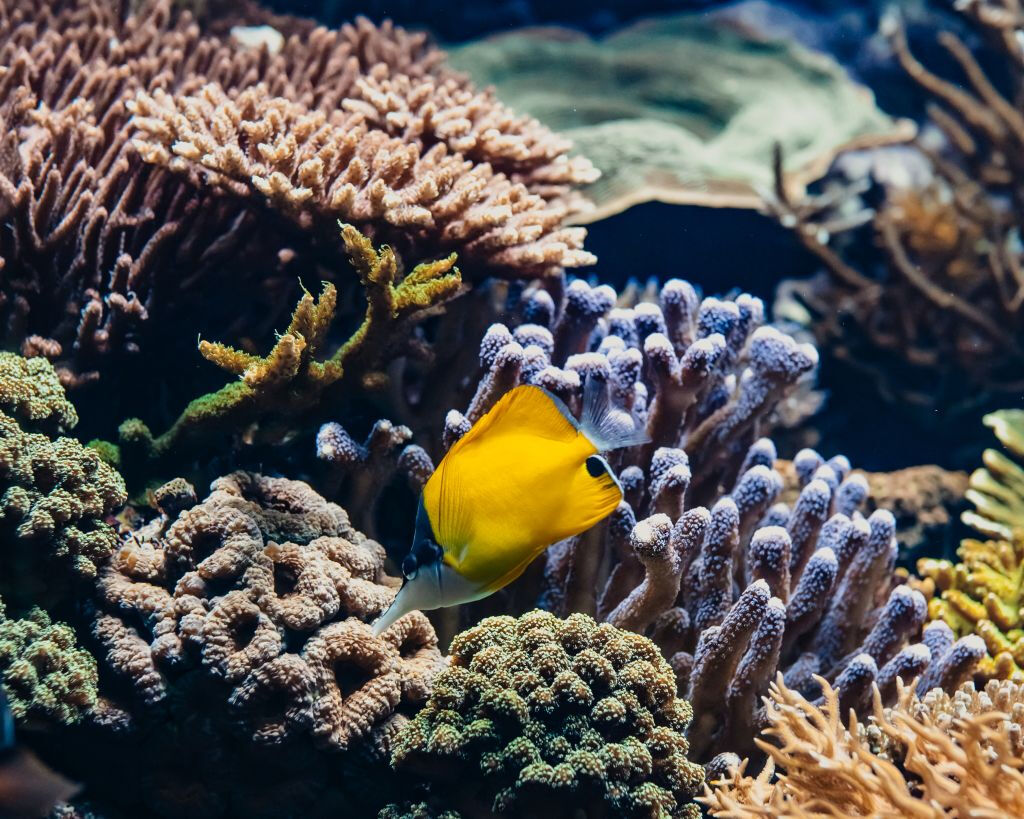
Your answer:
360;276;976;760
388;610;704;818
0;354;126;606
0;597;97;725
93;471;442;747
447;13;908;221
113;224;460;469
0;0;594;389
916;409;1024;681
765;2;1024;410
701;674;1024;817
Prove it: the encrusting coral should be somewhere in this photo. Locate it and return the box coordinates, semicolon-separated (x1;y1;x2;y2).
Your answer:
0;596;97;726
700;674;1024;818
764;1;1024;410
0;0;595;388
916;409;1024;681
386;610;705;818
0;354;126;604
93;471;443;751
333;276;979;761
113;223;460;468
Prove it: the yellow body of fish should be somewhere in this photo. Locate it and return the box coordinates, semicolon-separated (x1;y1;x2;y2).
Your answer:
372;383;633;635
425;384;622;591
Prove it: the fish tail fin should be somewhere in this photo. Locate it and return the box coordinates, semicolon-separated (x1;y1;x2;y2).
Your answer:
580;374;650;452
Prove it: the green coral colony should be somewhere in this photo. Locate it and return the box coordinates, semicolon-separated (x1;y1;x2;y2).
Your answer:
0;0;1022;818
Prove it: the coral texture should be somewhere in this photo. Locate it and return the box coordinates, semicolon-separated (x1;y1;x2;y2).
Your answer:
389;610;704;818
0;355;126;595
764;1;1024;409
0;0;594;387
701;674;1024;818
0;596;97;725
93;471;443;750
916;409;1024;681
364;276;973;760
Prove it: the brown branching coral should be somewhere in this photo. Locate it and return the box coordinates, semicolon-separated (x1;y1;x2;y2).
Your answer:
93;471;443;751
764;0;1024;409
700;674;1024;818
0;0;595;388
115;224;460;467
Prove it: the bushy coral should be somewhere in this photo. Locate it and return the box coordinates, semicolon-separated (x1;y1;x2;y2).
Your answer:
701;674;1024;818
0;354;126;601
0;596;97;725
0;0;594;390
389;610;704;818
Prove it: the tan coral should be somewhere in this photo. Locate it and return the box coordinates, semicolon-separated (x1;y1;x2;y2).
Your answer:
95;471;443;751
701;674;1024;818
129;83;594;277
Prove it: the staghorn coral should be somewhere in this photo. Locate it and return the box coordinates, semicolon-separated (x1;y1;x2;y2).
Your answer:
129;83;595;278
113;224;460;469
700;674;1024;818
0;354;126;601
0;596;97;725
764;1;1024;411
388;610;704;818
0;0;595;389
93;471;442;751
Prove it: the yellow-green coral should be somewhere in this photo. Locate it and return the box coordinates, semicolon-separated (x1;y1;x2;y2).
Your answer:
917;409;1024;681
0;353;77;433
0;596;97;725
118;224;461;464
963;410;1024;540
389;610;704;819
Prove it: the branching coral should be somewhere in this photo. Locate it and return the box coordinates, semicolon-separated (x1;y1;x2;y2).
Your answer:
114;224;460;468
0;354;126;602
129;83;595;278
764;0;1024;409
93;471;443;750
700;674;1024;818
346;276;972;760
916;408;1024;681
0;0;594;388
0;597;97;725
388;610;704;818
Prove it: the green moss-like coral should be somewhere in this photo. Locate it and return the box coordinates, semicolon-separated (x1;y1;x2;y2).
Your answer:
0;352;78;433
0;596;97;725
0;355;125;596
918;410;1024;682
389;610;704;818
116;223;461;467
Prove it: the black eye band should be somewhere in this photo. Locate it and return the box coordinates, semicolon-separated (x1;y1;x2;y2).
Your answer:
586;456;606;478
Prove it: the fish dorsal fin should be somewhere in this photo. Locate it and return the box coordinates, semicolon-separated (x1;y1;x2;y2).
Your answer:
579;375;650;452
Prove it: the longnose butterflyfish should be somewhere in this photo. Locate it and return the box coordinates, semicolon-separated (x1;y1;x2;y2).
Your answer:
372;381;647;635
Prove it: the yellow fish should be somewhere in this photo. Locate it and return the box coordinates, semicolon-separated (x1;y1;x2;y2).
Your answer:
372;382;647;635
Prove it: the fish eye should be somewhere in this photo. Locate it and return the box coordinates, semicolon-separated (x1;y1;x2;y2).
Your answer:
586;455;606;478
402;554;418;579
